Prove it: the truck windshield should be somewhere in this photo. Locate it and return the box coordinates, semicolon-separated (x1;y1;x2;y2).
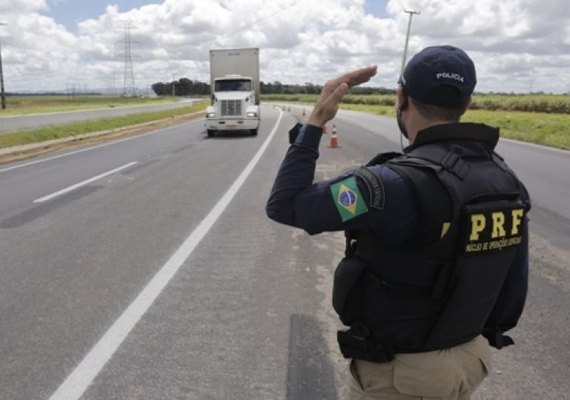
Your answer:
215;79;252;92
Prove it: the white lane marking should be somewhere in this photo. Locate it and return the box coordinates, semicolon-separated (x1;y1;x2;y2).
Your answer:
48;109;284;400
0;142;121;174
34;162;138;203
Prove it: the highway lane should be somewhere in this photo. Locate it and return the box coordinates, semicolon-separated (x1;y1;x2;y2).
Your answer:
0;105;568;399
0;116;211;217
0;98;202;133
0;107;291;399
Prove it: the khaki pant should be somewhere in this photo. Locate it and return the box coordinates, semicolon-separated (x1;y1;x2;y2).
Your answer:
349;335;491;400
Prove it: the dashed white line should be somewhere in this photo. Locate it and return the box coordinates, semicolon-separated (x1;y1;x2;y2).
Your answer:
34;162;138;203
48;108;284;400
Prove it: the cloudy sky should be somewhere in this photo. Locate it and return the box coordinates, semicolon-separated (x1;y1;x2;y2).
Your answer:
0;0;568;94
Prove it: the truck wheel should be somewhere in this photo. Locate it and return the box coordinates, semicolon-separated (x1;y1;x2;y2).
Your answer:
250;129;258;136
207;130;215;137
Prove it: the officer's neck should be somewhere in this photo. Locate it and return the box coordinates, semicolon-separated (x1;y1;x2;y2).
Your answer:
408;118;457;145
407;98;470;144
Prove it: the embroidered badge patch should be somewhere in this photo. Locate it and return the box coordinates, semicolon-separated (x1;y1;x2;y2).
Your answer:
330;176;368;221
355;167;385;210
461;202;525;255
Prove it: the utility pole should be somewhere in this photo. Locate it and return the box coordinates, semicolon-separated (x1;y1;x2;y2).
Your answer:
400;8;420;78
0;22;7;110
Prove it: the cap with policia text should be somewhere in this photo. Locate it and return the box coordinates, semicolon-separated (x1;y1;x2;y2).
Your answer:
400;45;476;109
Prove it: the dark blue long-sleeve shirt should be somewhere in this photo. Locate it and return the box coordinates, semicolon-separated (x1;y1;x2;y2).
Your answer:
266;123;419;246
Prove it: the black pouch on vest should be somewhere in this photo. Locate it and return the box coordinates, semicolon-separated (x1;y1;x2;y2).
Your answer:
337;328;395;362
332;256;366;324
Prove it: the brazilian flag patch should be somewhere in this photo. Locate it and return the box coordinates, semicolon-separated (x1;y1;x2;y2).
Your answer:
330;176;368;222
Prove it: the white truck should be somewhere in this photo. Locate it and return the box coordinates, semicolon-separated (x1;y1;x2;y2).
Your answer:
205;48;260;137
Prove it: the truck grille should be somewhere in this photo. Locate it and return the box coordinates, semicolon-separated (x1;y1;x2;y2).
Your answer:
221;100;242;116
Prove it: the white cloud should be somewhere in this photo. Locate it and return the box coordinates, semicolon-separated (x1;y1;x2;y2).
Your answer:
0;0;46;14
0;0;569;93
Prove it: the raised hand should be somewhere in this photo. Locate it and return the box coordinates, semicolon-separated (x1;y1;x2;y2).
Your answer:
308;66;378;128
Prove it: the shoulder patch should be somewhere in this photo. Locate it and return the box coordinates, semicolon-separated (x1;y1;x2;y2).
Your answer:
330;176;369;222
355;167;385;210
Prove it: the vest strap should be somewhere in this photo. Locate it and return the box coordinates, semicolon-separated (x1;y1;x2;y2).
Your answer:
440;152;470;179
482;328;514;349
345;230;359;257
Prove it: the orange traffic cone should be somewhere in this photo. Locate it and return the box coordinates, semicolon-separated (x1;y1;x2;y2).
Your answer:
329;124;339;148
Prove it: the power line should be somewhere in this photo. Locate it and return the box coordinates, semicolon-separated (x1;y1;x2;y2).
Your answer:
227;1;301;36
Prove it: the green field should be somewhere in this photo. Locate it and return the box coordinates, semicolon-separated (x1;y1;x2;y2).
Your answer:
264;93;570;114
0;95;181;116
264;94;570;150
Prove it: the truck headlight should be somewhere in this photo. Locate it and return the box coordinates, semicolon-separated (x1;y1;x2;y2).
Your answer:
206;112;216;118
246;112;257;118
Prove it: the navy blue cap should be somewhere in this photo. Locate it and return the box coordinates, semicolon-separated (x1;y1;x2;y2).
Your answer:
400;45;476;109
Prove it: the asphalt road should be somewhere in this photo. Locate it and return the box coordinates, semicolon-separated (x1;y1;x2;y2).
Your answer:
0;105;568;399
0;98;202;133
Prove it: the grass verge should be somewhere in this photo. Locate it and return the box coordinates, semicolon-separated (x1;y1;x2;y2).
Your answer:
462;110;570;150
0;101;209;149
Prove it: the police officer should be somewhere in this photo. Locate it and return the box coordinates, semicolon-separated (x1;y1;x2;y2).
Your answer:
266;45;530;400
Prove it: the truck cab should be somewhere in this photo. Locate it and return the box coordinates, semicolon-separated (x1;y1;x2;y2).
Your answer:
205;48;261;137
205;75;260;137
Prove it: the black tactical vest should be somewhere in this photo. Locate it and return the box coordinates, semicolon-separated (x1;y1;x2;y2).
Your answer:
333;124;530;362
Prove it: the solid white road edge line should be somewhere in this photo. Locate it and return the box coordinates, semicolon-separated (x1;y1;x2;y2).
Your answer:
34;162;139;203
48;108;284;400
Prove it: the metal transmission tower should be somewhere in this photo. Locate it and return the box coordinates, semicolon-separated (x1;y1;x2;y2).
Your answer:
121;23;137;97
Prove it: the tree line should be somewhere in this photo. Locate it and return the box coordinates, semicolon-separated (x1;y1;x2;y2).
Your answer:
150;78;393;96
151;78;210;96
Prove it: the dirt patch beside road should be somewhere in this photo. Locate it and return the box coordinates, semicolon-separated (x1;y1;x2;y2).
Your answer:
0;111;205;165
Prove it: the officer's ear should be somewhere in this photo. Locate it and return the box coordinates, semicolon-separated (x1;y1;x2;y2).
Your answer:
396;86;408;111
460;96;472;116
